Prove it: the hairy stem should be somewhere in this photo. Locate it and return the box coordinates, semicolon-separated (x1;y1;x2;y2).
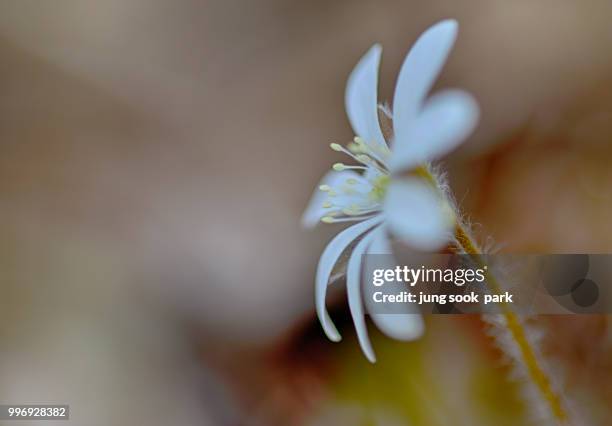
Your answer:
454;224;569;423
418;165;570;424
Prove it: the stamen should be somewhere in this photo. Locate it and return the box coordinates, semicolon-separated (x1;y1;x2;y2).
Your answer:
348;143;362;153
320;215;378;224
319;184;331;191
356;154;372;164
341;205;381;216
328;142;368;165
342;205;360;215
333;163;366;172
354;206;381;215
352;136;391;166
356;154;387;174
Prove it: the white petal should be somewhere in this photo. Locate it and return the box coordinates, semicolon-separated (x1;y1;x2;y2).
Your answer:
384;178;452;250
365;226;425;340
301;170;363;228
392;20;458;145
345;44;387;150
346;228;379;363
315;216;383;342
366;224;393;254
390;90;479;173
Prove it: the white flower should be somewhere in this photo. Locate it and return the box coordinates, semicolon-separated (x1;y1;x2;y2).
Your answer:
302;20;479;362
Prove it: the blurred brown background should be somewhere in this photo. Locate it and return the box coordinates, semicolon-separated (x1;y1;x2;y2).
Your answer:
0;1;611;425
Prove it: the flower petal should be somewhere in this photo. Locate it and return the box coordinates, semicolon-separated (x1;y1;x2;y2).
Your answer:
392;19;458;145
345;44;387;150
390;89;479;173
301;170;363;228
384;178;452;250
365;226;425;340
315;216;383;342
346;227;379;363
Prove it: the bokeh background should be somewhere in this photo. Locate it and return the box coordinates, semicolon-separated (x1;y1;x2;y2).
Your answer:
0;1;611;424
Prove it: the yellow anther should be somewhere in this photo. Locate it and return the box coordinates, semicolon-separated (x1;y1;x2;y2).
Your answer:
322;201;332;208
330;143;343;152
319;184;331;191
353;136;365;144
332;163;345;171
321;216;334;223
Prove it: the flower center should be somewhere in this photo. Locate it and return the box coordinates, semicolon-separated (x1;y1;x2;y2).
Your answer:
318;137;392;224
369;174;390;202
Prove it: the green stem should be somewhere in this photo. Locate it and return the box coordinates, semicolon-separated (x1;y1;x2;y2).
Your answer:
418;165;570;424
